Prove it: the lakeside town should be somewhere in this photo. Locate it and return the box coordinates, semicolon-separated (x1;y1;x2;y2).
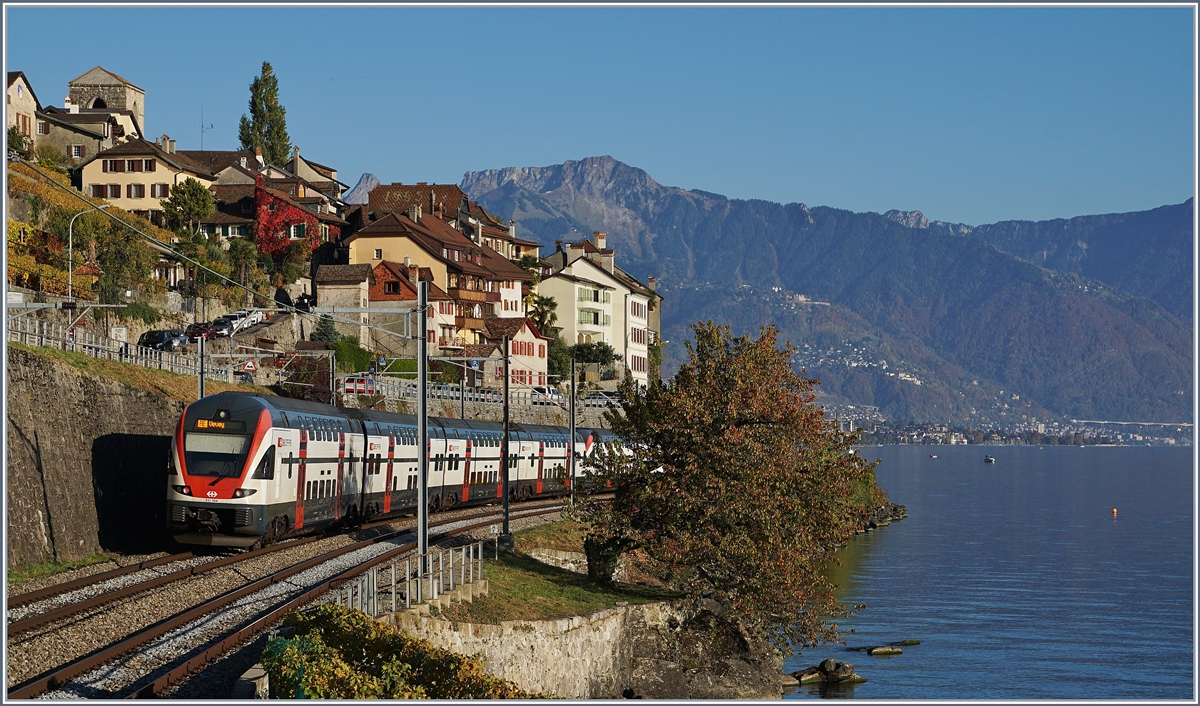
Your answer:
7;66;662;400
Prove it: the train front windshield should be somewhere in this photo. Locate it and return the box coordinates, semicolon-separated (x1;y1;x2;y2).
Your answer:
184;433;251;477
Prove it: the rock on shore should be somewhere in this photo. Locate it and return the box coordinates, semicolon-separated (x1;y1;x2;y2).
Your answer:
858;502;907;532
792;658;865;684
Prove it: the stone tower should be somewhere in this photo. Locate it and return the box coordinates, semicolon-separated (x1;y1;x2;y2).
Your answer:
68;66;145;133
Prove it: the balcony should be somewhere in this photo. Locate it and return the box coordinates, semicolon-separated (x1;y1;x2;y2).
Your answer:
455;316;483;331
484;291;501;302
438;336;465;349
449;288;487;302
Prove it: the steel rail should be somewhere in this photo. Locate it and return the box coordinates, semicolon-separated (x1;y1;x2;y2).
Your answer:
6;504;564;700
7;536;320;637
127;506;564;698
8;497;568;636
7;553;195;609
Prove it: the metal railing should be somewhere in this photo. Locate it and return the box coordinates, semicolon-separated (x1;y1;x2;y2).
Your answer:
7;316;231;381
326;542;485;616
337;374;617;409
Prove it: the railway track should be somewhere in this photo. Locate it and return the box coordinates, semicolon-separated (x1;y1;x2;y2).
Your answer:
7;502;567;699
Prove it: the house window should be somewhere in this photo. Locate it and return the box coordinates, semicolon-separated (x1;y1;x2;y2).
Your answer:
151;183;170;198
126;159;141;172
90;184;106;198
127;183;145;199
108;184;120;198
289;224;305;239
144;159;155;172
385;281;400;294
443;248;448;258
36;121;48;135
453;250;460;261
102;159;124;173
373;249;382;260
71;145;83;158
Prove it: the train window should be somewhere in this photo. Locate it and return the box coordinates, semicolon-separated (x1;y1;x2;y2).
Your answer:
251;446;275;480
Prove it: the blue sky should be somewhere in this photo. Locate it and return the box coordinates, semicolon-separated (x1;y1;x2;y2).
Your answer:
4;5;1194;225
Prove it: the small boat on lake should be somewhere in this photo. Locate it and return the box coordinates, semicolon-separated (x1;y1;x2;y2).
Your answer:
930;454;938;458
984;455;996;464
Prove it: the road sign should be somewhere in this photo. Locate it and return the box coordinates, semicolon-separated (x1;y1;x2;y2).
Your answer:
243;360;257;373
471;360;479;369
379;356;387;367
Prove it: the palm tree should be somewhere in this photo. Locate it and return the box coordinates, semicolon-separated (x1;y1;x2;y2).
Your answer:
529;295;559;336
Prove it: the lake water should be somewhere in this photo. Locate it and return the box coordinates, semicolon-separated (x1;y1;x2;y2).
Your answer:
783;445;1194;700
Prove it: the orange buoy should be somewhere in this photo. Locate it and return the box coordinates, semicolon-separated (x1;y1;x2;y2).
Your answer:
1112;508;1118;516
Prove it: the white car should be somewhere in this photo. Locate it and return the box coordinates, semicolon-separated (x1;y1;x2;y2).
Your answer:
224;311;249;332
531;385;563;406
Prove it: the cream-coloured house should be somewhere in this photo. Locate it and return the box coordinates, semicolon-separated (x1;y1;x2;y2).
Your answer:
540;233;657;388
484;317;551;388
7;71;41;142
76;137;215;226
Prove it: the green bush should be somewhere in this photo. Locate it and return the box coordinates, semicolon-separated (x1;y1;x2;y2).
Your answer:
330;337;372;373
260;604;539;699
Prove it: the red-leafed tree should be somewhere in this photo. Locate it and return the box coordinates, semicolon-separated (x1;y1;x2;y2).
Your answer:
253;177;320;258
578;321;886;652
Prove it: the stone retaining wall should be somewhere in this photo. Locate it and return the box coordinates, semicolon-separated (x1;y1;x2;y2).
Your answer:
383;602;689;698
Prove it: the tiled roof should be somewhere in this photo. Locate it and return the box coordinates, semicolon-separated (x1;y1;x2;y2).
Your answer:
460;343;500;359
82;138;215;177
483;316;530;341
611;266;653;297
177;149;257;174
200;211;253;225
259;185;349;226
315;264;374;284
369;183;467;217
69;66;143;91
468;202;508;228
35;111;105;139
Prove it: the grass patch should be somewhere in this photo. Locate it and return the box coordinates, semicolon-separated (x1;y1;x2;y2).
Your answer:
9;342;276;402
513;516;588;554
8;553;112;586
438;547;679;625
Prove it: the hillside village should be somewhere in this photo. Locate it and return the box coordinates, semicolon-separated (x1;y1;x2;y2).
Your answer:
6;67;664;395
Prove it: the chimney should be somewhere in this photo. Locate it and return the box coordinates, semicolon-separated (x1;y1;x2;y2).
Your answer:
429;191;436;214
509;219;516;238
407;265;419;285
595;231;607;250
555;240;563;252
408;205;422;222
65;96;79;114
239;156;247;169
404;255;411;267
648;276;657;292
292;145;300;162
255;147;264;168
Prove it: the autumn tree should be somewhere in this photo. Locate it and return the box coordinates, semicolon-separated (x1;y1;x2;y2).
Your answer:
238;61;291;166
577;321;886;652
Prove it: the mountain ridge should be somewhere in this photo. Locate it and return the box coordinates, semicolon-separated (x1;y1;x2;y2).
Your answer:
461;157;1192;425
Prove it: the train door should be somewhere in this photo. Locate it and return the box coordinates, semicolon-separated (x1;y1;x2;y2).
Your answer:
343;419;366;521
461;437;472;504
383;434;395;514
535;440;545;495
295;428;309;529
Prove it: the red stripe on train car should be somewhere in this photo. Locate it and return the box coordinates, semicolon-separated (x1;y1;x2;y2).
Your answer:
384;436;395;514
295;430;308;529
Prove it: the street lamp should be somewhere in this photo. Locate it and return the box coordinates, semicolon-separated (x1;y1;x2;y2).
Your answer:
68;204;110;300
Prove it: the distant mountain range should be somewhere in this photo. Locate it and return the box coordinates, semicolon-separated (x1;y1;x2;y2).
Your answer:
344;173;380;205
461;156;1192;425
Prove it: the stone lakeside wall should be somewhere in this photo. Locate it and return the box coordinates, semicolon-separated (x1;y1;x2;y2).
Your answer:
6;346;185;566
383;601;689;698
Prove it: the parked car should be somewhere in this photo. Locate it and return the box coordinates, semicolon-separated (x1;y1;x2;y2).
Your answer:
212;317;235;337
235;370;255;384
137;330;177;352
166;329;190;350
224;311;249;332
186;322;216;341
235;309;263;327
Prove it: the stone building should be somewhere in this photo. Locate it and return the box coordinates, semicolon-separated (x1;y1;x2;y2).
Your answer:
7;71;41;141
67;67;145;137
314;264;374;343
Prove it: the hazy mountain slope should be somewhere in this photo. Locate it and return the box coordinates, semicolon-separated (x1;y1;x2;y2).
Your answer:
462;158;1192;424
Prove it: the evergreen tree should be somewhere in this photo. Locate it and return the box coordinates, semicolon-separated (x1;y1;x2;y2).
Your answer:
311;314;338;342
238;61;291;166
161;177;215;235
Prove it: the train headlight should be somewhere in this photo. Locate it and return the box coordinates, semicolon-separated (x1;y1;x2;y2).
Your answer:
172;485;193;496
231;488;258;498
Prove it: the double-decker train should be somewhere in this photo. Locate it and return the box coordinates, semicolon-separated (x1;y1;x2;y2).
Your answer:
168;391;611;548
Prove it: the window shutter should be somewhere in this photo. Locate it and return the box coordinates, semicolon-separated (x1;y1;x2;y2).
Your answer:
146;159;155;172
102;160;108;173
163;184;169;198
